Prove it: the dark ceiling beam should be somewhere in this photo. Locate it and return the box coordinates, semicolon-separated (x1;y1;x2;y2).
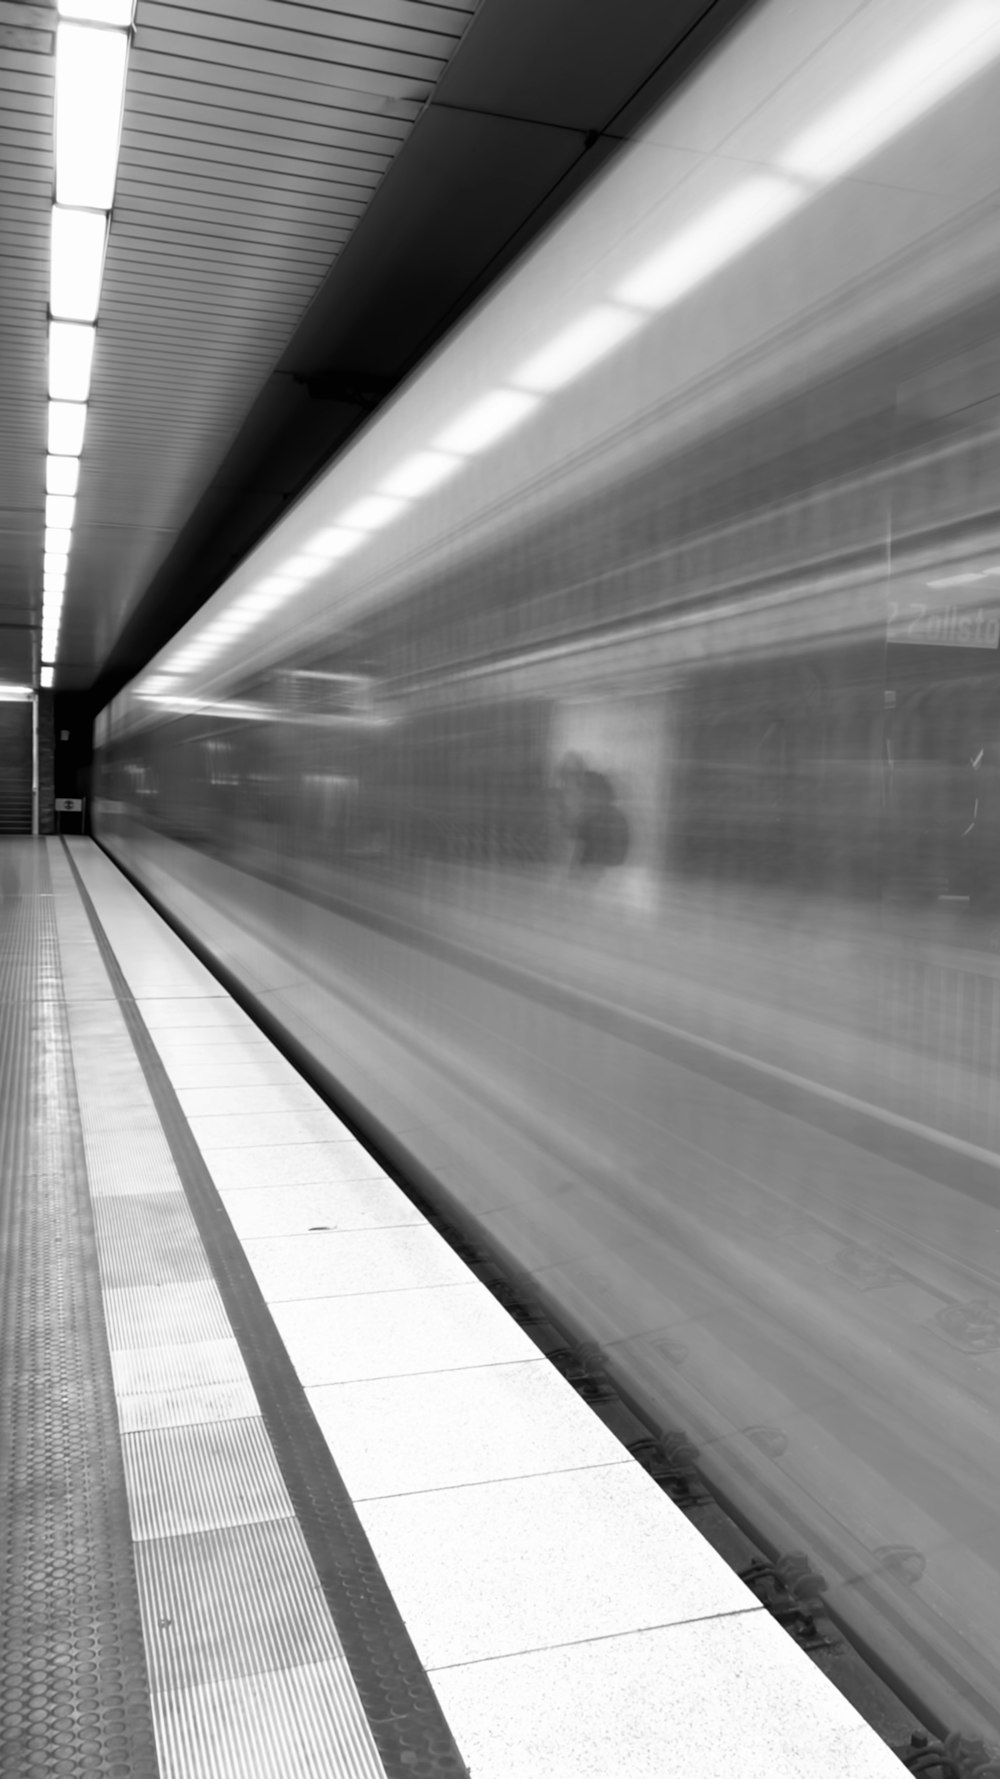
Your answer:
291;370;395;408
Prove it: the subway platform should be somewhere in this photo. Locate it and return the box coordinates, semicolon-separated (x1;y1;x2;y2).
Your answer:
0;836;907;1779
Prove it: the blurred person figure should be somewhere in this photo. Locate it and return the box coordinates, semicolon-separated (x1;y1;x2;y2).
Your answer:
555;753;631;875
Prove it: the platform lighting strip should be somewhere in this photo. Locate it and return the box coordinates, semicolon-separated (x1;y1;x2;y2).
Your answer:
40;0;133;688
140;0;1000;701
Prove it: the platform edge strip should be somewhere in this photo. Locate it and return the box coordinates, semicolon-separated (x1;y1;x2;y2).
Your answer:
62;837;472;1779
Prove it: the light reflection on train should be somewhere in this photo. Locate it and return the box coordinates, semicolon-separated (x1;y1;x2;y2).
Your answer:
95;0;1000;1752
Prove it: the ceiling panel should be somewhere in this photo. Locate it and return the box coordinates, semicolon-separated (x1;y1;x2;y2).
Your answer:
123;99;402;156
0;0;753;700
56;0;480;685
0;0;52;691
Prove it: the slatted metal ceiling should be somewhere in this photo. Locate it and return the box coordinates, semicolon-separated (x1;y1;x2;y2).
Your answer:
0;4;54;690
1;0;476;687
62;0;475;673
2;0;757;703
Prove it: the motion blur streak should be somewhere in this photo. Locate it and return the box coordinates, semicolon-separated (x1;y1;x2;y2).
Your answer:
96;0;1000;1747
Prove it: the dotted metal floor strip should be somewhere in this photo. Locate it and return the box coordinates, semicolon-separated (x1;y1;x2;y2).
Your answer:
63;840;471;1779
0;839;160;1779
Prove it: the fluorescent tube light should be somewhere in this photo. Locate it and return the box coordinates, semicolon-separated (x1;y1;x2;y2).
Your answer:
46;455;80;497
780;4;1000;183
55;23;129;211
302;528;364;561
48;401;86;456
378;450;461;498
50;206;107;322
49;320;95;401
614;176;802;311
431;389;539;456
46;493;76;530
512;304;645;392
44;568;68;593
58;0;133;22
281;555;329;582
41;665;55;689
234;576;302;613
0;685;34;701
44;547;70;571
45;526;73;554
336;494;407;531
203;620;253;643
167;647;211;672
207;613;253;633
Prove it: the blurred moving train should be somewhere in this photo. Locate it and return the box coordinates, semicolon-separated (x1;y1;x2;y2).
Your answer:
95;0;1000;1753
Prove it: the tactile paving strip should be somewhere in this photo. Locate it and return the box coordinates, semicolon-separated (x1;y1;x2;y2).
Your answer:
92;1191;211;1290
65;841;471;1779
0;840;160;1778
136;1517;346;1692
123;1417;294;1540
153;1659;387;1779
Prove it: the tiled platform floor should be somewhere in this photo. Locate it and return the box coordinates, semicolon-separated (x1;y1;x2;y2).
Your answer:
1;836;910;1778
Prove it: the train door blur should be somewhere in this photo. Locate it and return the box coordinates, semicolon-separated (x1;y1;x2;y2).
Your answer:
549;693;669;915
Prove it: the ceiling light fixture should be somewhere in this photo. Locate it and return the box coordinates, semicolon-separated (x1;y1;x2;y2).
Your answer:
48;320;95;401
302;527;365;560
54;22;129;210
50;206;107;322
431;389;539;455
234;577;303;613
336;494;407;531
378;450;461;498
614;176;803;312
512;304;645;392
42;7;132;684
48;401;87;456
779;3;1000;183
45;493;76;530
45;455;80;497
57;0;134;22
281;554;330;583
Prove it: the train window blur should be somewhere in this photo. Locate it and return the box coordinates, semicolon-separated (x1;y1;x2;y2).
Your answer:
95;0;1000;1750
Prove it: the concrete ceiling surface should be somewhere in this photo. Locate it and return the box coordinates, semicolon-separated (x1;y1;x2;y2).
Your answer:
0;0;752;706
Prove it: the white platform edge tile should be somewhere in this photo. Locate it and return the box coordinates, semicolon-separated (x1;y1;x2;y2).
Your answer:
66;839;907;1779
428;1612;909;1779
